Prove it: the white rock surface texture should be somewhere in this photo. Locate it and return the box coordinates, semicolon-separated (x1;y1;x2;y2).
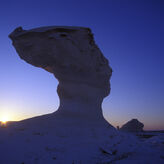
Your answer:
9;26;112;124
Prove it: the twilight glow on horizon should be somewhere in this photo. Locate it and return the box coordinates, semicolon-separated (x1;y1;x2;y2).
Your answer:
0;0;163;130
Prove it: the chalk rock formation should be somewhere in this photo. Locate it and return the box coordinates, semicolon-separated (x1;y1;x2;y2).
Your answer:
120;119;144;132
9;26;112;124
7;26;116;163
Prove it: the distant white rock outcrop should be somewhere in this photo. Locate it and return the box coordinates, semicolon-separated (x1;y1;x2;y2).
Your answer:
120;119;144;132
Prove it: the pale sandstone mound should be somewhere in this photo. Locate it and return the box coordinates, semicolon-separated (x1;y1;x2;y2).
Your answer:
120;119;144;132
9;26;112;122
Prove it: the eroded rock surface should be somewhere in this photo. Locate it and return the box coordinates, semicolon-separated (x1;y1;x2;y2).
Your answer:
9;26;112;122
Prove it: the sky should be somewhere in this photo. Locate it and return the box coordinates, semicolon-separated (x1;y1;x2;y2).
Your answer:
0;0;163;130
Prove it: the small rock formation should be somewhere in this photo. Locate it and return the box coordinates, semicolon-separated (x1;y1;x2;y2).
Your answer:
9;26;112;125
120;119;144;132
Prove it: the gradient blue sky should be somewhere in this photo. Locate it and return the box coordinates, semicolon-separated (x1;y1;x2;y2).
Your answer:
0;0;163;130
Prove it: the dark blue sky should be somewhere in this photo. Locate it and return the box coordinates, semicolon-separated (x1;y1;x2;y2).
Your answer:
0;0;163;130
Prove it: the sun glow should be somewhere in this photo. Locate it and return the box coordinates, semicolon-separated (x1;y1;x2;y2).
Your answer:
0;115;10;125
1;118;7;124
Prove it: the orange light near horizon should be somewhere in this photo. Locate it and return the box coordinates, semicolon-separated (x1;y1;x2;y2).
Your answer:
1;119;7;124
0;116;9;126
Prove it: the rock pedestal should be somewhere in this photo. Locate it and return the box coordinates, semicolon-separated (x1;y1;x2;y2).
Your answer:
7;26;116;163
9;26;112;125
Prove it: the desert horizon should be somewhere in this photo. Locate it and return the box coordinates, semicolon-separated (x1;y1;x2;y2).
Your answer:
0;0;163;163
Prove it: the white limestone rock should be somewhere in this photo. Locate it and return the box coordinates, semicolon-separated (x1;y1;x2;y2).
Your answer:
9;26;112;123
7;26;117;163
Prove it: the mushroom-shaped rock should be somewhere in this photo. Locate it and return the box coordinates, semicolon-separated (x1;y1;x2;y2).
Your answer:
6;26;115;163
9;26;112;125
120;119;144;132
